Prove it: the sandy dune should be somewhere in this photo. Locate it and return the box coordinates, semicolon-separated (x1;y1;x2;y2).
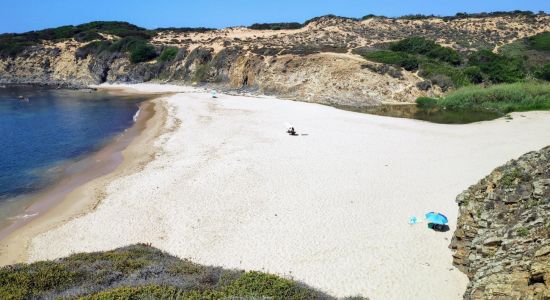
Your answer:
26;84;550;299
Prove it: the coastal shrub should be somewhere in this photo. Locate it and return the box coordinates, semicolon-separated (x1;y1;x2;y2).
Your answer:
528;32;550;51
221;271;318;299
438;82;550;113
105;36;157;63
390;37;436;55
363;50;419;71
418;62;470;88
416;97;438;107
362;14;386;20
303;14;359;26
535;64;550;81
0;261;83;299
155;27;215;33
248;22;303;30
82;285;187;299
467;50;525;83
75;40;112;60
389;36;460;65
0;21;153;58
0;245;337;299
158;46;179;62
193;63;211;82
129;42;157;63
463;66;484;84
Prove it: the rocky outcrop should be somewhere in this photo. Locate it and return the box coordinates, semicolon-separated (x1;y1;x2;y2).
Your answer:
451;147;550;299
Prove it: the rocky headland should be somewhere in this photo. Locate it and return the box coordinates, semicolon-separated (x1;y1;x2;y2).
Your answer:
451;146;550;299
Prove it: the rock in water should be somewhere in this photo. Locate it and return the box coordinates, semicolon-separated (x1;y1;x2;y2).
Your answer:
451;146;550;299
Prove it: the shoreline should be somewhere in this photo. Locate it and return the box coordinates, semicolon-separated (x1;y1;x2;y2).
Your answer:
0;90;169;266
1;83;549;299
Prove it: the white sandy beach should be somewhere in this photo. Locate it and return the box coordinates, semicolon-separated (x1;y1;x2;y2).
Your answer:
12;84;550;299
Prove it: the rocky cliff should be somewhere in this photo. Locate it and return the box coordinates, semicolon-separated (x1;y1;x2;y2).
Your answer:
451;146;550;299
1;14;550;106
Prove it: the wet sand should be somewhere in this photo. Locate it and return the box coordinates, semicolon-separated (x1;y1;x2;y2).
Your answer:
0;93;168;265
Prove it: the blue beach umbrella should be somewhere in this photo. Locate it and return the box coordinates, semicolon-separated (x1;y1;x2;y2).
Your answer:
425;212;448;225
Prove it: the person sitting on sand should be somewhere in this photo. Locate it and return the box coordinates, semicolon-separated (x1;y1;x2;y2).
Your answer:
287;127;296;135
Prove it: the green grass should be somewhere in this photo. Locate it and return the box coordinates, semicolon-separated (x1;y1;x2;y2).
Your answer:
437;82;550;113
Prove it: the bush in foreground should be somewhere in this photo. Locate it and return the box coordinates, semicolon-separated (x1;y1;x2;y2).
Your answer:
0;244;345;300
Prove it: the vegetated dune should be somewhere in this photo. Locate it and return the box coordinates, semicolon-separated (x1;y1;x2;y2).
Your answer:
0;244;344;299
1;13;550;105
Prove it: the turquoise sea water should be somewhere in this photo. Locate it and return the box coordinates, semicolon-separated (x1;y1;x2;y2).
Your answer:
0;86;148;222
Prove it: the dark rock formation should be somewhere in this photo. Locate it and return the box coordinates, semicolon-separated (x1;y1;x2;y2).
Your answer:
451;146;550;299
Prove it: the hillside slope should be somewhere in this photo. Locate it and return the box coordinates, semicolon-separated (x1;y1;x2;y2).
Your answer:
1;13;550;105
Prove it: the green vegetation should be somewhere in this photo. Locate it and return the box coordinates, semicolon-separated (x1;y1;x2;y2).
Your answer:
158;46;179;62
0;21;160;63
128;41;157;63
535;64;550;81
155;27;215;33
389;36;460;65
82;285;186;300
193;63;211;82
419;82;550;114
362;37;469;89
528;32;550;51
517;227;529;237
363;50;418;71
0;261;83;299
361;35;550;92
467;50;525;83
416;97;438;107
0;21;152;58
74;36;158;63
0;244;338;300
500;168;523;187
83;272;321;300
248;22;303;30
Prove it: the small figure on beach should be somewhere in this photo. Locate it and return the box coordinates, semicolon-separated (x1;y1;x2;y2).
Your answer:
287;127;297;136
211;90;218;98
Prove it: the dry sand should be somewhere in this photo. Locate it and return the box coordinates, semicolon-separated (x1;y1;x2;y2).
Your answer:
3;83;550;299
